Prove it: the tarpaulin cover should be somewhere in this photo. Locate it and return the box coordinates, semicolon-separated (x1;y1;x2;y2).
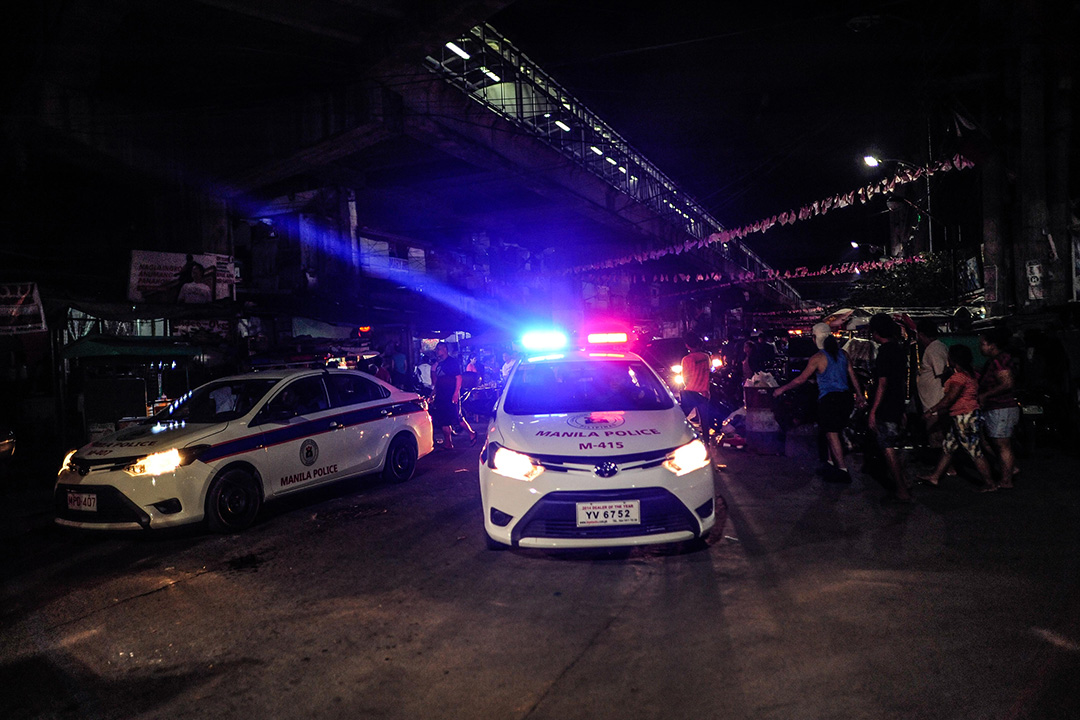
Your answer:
61;335;203;359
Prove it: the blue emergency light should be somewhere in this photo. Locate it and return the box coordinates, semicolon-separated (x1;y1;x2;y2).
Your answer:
520;329;568;352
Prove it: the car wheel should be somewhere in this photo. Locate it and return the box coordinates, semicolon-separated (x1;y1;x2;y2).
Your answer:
205;468;261;533
382;433;418;483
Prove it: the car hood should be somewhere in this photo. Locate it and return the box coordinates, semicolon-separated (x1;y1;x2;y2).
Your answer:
491;410;693;458
76;420;231;459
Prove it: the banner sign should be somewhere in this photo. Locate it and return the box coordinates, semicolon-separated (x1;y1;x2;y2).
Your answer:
128;250;236;304
0;282;48;334
1026;260;1044;300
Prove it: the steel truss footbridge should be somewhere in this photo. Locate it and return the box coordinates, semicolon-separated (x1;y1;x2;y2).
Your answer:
423;23;802;309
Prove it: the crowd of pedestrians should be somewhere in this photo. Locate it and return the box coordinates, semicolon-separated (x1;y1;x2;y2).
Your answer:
783;313;1025;505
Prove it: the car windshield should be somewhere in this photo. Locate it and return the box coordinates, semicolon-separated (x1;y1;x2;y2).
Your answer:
151;378;280;424
503;360;674;415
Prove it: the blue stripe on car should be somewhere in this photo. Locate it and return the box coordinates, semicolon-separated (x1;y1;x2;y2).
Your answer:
199;402;423;463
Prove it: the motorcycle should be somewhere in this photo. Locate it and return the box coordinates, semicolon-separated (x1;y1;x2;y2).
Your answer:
461;383;500;422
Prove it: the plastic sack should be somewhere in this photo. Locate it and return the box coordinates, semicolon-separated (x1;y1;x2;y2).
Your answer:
743;371;779;388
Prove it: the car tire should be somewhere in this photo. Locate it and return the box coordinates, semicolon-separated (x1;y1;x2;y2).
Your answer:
382;433;418;483
205;468;262;533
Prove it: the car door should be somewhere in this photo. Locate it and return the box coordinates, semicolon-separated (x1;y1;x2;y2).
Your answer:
252;375;352;495
323;372;396;475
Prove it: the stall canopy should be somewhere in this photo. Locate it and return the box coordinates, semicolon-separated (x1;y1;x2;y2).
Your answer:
61;335;203;360
824;308;871;331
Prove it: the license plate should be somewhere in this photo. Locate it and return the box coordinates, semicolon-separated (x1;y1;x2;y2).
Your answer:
576;500;640;527
67;491;97;512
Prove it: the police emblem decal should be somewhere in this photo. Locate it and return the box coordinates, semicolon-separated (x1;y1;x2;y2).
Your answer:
568;412;626;430
300;439;319;466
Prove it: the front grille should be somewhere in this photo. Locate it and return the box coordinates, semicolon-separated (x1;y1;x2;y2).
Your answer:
512;488;698;542
532;446;676;472
55;484;151;527
71;456;141;475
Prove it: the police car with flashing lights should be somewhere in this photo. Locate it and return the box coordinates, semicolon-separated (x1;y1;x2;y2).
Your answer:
55;368;434;532
479;331;717;550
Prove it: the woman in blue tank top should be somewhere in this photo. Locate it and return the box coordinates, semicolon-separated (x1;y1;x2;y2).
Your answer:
774;333;866;481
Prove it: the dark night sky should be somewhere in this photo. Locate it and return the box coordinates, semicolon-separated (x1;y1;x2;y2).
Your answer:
488;0;991;285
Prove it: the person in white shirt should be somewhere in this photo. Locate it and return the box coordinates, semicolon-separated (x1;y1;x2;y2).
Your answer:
500;351;517;383
916;318;949;450
177;264;213;304
415;354;434;391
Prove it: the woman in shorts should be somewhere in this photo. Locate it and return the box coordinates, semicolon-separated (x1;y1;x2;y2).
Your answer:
917;344;996;491
774;331;865;482
978;328;1019;488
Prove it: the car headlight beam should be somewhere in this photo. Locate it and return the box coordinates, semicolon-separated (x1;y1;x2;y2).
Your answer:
489;445;545;482
58;449;77;476
127;448;183;476
663;439;710;476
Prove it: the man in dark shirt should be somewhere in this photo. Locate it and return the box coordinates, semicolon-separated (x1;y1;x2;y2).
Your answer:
432;341;476;449
869;313;913;504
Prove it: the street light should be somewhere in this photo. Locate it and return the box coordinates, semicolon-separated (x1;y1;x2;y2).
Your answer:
862;154;934;253
850;242;884;255
863;155;918;171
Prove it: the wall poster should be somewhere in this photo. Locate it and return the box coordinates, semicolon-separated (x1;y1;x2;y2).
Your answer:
128;250;236;304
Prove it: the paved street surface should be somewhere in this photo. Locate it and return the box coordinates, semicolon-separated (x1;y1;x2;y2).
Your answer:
2;430;1078;720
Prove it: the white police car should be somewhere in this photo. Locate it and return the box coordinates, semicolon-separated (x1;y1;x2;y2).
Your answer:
55;368;434;532
479;334;716;549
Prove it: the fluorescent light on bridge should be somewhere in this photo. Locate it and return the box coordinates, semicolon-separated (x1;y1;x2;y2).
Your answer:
445;42;470;60
555;120;571;132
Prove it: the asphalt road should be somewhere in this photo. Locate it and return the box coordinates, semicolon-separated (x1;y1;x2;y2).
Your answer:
2;430;1078;720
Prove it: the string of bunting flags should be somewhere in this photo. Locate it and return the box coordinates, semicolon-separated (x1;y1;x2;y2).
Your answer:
569;153;975;274
644;255;927;288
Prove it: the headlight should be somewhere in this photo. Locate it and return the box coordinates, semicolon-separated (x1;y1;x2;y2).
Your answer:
663;439;710;476
670;364;682;373
673;373;684;386
127;448;183;476
488;444;544;482
58;449;77;476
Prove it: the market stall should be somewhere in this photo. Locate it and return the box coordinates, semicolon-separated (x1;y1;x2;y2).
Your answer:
61;335;212;440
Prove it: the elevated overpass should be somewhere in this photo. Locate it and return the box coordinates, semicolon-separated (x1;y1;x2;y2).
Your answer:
12;2;801;313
